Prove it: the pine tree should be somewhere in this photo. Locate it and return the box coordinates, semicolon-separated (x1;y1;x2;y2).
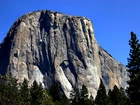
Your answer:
41;89;55;105
19;78;31;105
80;84;92;105
49;81;62;104
119;87;130;105
70;85;92;105
108;85;129;105
126;32;140;105
30;80;44;105
108;85;120;105
95;79;110;105
0;75;9;105
0;75;20;105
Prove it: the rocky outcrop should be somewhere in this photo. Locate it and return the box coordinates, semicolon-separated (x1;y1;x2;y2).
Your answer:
0;10;129;98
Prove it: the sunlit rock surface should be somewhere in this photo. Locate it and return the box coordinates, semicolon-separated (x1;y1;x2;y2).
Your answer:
0;10;129;98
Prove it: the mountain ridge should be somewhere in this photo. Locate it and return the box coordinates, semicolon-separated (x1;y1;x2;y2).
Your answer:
0;10;129;98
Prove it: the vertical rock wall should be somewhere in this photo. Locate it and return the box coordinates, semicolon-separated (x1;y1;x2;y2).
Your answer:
0;10;129;98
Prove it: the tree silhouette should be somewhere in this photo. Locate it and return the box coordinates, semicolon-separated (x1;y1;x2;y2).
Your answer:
126;32;140;105
95;79;110;105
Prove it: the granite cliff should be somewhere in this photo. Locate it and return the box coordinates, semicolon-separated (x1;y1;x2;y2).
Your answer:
0;10;129;98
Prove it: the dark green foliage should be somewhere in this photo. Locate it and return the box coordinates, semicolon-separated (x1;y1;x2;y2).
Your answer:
80;84;92;105
49;81;62;102
70;85;92;105
0;74;130;105
29;80;55;105
40;89;55;105
109;85;129;105
19;78;30;105
95;79;110;105
61;94;70;105
108;85;120;105
30;80;44;105
119;87;130;105
49;81;71;105
0;75;56;105
126;32;140;105
0;75;20;105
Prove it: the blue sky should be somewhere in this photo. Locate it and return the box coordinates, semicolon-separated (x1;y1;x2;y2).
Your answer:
0;0;140;66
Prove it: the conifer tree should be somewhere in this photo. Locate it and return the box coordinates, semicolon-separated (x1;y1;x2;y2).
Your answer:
41;89;55;105
80;84;92;105
19;78;31;105
126;32;140;105
108;85;120;105
30;80;44;105
0;75;9;105
95;79;110;105
0;75;20;105
108;85;129;105
119;87;129;105
49;81;62;104
0;75;56;105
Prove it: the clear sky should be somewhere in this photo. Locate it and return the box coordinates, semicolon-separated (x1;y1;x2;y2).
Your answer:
0;0;140;66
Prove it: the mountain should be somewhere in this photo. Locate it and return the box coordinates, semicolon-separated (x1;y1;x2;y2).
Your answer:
0;10;129;98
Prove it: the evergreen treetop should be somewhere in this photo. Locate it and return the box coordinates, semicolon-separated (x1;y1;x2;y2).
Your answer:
126;32;140;105
95;79;110;105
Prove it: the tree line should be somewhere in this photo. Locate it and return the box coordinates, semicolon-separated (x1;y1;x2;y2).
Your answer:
0;74;129;105
0;31;140;105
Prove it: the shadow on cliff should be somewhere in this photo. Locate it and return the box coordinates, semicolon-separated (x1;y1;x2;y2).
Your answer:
38;11;55;85
0;20;21;75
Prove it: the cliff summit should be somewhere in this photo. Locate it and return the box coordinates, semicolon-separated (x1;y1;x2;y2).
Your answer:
0;10;129;98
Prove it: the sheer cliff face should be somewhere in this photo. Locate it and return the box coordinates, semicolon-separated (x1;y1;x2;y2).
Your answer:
0;10;129;98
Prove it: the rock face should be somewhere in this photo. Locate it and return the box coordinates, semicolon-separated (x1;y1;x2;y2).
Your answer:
0;10;129;98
